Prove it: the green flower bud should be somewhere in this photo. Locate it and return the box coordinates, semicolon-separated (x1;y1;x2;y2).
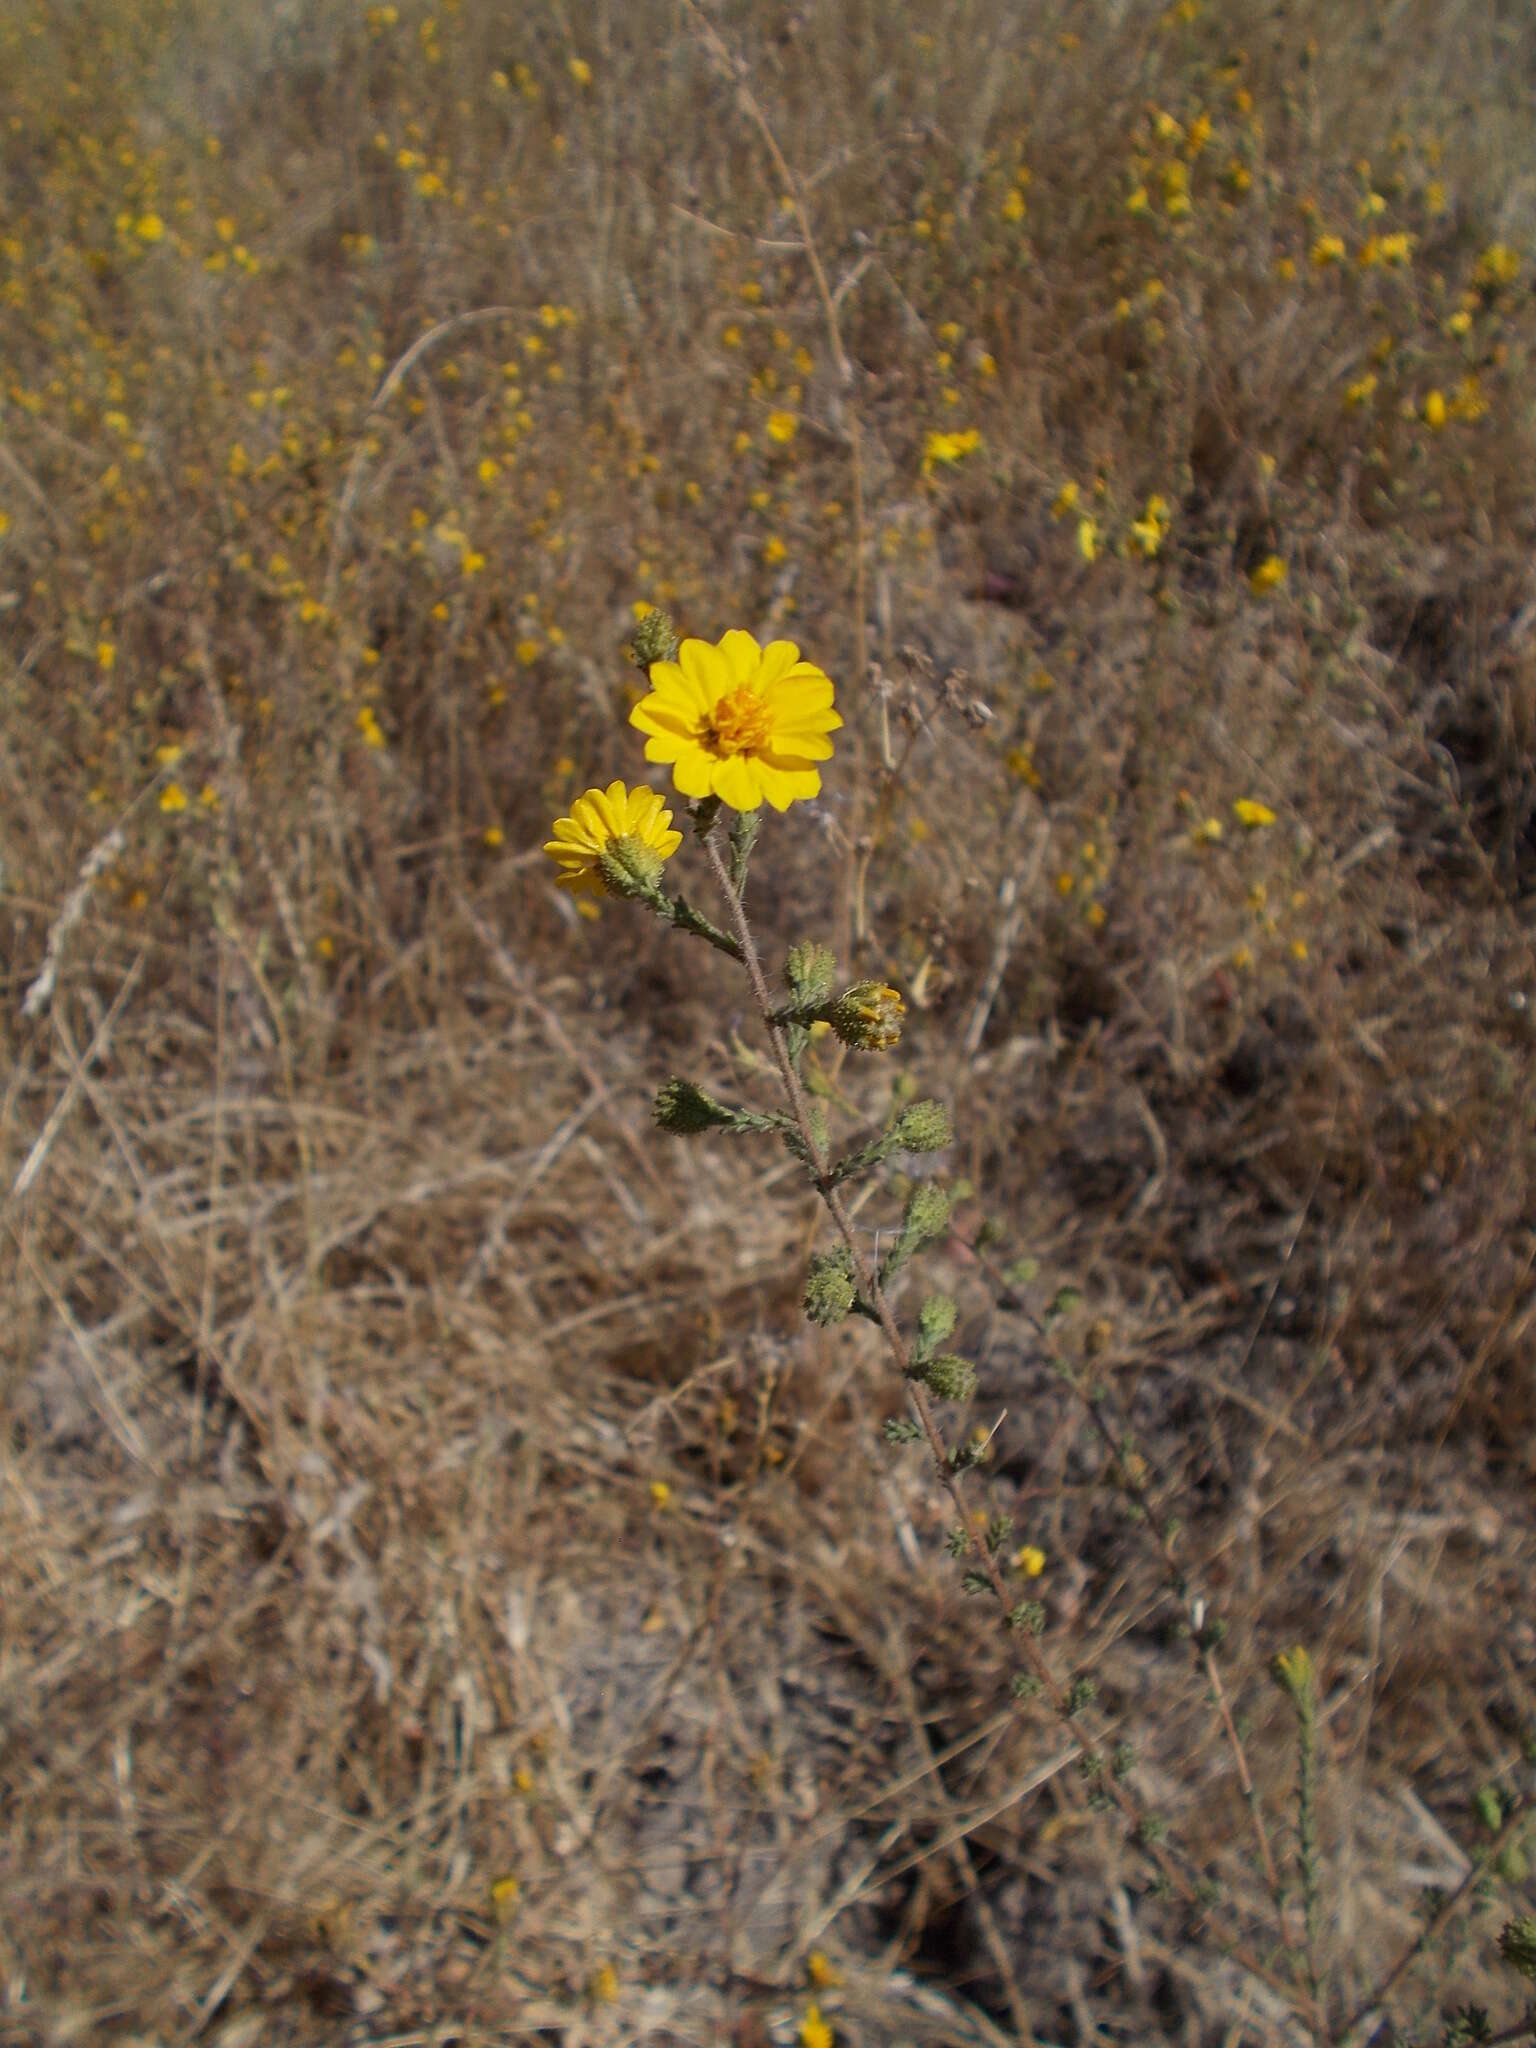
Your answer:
891;1098;952;1153
902;1181;954;1251
917;1293;958;1348
828;980;905;1052
1500;1916;1536;1980
918;1353;976;1401
627;606;680;669
652;1077;739;1135
803;1247;858;1326
784;941;837;1006
598;833;666;899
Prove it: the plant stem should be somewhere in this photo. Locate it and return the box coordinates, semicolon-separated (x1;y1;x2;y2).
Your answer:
698;825;1310;2020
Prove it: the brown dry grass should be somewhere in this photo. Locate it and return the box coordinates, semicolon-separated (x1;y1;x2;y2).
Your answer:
2;0;1534;2042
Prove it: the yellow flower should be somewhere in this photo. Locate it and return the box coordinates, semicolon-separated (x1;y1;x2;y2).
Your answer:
1013;1544;1047;1577
1475;242;1520;288
1310;233;1345;268
762;535;788;565
1345;373;1377;407
543;780;683;896
766;409;798;444
921;427;981;472
1001;186;1027;221
1050;479;1079;519
800;2004;833;2048
159;782;188;813
807;1951;843;1989
649;1478;672;1508
631;632;840;812
96;638;117;671
1076;515;1099;563
1248;554;1287;594
133;213;166;243
1233;797;1276;828
1422;388;1447;429
568;56;593;85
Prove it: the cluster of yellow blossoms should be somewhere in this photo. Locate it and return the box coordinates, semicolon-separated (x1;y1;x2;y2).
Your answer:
543;628;841;896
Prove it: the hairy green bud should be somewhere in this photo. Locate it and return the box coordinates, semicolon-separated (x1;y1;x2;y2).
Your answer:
903;1181;954;1249
828;980;905;1052
803;1247;858;1326
917;1353;976;1401
784;941;837;1006
1499;1916;1536;1980
917;1293;958;1350
597;833;667;899
627;606;680;669
652;1077;741;1135
891;1098;952;1153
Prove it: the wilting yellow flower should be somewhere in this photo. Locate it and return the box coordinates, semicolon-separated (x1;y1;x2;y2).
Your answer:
543;779;683;896
630;631;841;812
1248;554;1287;594
1344;373;1377;407
1233;797;1276;828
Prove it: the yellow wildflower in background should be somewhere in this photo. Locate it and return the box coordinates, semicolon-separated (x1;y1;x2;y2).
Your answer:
543;780;683;896
630;632;841;812
800;2004;833;2048
1013;1544;1047;1577
922;426;981;473
766;410;798;444
1248;554;1287;594
1422;388;1447;428
1233;797;1276;828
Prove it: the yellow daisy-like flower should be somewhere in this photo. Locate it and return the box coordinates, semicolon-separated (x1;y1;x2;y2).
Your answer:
543;779;682;896
630;631;841;812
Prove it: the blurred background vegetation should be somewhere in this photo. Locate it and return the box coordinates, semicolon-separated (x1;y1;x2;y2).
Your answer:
2;0;1533;2041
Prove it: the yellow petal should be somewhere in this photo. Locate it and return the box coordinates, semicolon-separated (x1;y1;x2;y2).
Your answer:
677;637;732;704
717;628;764;687
645;657;712;717
631;700;697;747
765;730;836;763
712;753;763;809
753;761;821;809
640;729;688;765
669;747;716;799
753;638;802;688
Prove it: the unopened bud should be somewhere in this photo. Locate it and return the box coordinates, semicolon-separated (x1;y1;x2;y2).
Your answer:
892;1098;952;1152
627;606;680;669
653;1077;738;1135
804;1248;858;1326
901;1181;954;1251
1500;1916;1536;1980
918;1353;976;1401
829;980;904;1052
917;1294;958;1347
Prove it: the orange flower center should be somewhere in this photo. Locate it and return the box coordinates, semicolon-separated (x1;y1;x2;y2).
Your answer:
706;683;772;756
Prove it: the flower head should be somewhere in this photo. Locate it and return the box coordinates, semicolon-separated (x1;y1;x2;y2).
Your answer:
630;630;840;812
543;779;682;897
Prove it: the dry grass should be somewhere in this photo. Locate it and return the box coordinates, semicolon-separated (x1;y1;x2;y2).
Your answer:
2;0;1535;2041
